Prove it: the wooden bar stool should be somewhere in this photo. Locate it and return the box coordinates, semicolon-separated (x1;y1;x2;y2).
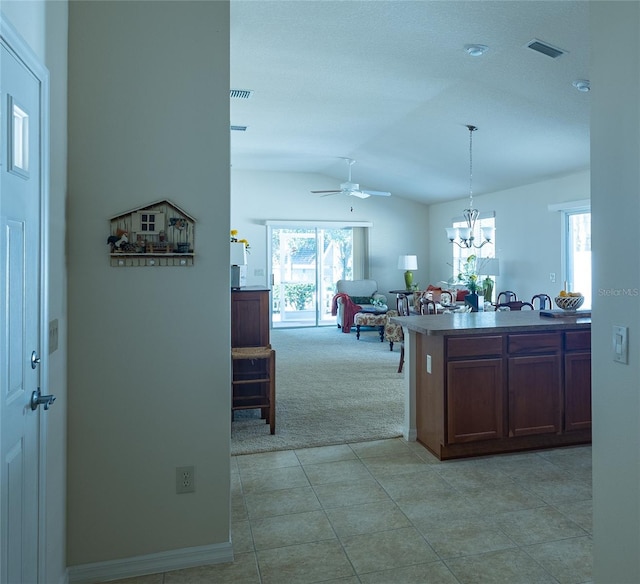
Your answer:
231;344;276;434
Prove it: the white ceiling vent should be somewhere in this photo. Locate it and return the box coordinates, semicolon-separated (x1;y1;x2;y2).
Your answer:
526;39;566;59
230;125;248;132
230;89;254;99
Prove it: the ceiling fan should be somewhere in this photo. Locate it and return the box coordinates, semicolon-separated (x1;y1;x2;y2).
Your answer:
311;158;391;199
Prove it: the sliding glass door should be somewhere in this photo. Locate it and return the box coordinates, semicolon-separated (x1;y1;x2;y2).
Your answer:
271;227;354;328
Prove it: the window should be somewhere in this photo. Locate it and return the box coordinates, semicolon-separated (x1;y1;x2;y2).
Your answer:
131;212;165;235
564;209;591;308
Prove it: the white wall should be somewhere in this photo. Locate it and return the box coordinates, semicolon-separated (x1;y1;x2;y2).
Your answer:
1;2;69;582
231;169;430;299
591;3;640;582
67;0;230;568
428;170;590;303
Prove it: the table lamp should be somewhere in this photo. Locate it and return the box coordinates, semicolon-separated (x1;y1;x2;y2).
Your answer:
398;255;418;290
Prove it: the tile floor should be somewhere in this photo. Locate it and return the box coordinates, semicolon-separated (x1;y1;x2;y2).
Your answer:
112;438;593;584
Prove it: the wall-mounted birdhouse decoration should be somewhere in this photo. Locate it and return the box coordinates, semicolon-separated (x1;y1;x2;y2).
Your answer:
108;200;196;267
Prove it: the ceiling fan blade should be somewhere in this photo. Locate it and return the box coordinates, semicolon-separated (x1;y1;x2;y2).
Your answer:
348;190;371;199
311;190;341;194
361;189;391;197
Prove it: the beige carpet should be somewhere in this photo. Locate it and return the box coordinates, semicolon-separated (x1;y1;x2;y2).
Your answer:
231;325;404;455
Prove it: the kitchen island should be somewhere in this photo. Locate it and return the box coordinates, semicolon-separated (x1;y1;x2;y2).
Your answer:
391;310;591;460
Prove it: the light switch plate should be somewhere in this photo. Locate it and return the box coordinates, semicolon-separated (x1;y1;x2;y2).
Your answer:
613;325;628;364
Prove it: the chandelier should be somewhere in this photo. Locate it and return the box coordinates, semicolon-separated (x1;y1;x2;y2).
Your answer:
446;125;494;249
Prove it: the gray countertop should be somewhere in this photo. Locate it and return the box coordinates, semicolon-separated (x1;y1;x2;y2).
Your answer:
391;310;591;336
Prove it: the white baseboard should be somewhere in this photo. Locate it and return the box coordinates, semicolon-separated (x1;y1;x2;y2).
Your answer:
67;542;233;583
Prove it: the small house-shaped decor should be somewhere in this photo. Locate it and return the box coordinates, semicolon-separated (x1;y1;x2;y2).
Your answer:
108;200;195;267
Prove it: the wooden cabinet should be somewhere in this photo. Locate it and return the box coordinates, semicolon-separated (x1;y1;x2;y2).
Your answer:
507;333;562;437
231;288;270;347
446;336;504;444
415;324;591;460
447;358;503;443
564;330;592;431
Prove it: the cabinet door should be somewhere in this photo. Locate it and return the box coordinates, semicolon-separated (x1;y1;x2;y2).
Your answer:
565;351;592;431
508;355;562;437
447;358;503;444
231;290;270;347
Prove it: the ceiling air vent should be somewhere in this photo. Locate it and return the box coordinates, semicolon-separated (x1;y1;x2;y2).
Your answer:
526;39;566;59
230;125;248;132
230;89;254;99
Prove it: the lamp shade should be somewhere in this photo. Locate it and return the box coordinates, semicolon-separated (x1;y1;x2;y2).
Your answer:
481;258;500;276
397;255;418;270
230;242;247;266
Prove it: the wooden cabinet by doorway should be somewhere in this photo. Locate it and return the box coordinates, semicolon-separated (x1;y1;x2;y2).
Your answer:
231;288;270;347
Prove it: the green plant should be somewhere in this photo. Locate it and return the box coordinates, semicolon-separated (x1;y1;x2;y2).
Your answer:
284;283;315;310
457;254;480;292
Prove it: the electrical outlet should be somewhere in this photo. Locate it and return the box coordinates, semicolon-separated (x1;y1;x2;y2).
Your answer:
49;319;59;354
549;273;556;283
176;466;195;494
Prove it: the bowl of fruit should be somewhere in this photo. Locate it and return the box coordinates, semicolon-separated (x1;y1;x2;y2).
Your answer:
555;291;585;311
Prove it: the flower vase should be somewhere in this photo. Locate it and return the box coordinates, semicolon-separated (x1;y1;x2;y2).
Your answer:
464;292;481;312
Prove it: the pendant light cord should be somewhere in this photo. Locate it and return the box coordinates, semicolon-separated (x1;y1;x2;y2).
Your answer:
467;125;477;209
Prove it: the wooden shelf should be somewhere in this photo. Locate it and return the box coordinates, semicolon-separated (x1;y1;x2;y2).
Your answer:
110;253;194;267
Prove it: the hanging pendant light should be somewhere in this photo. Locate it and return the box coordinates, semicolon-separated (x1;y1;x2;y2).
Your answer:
446;125;494;248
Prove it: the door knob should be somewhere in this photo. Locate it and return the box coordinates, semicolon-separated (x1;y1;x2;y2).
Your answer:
31;351;41;369
30;388;56;411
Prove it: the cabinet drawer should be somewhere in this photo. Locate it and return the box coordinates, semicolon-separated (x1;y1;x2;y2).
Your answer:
565;330;591;351
508;332;561;354
447;335;503;358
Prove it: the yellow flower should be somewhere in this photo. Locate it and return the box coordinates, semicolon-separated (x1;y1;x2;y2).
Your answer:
230;230;250;253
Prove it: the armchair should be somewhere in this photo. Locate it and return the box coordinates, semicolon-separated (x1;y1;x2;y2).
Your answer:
332;279;387;332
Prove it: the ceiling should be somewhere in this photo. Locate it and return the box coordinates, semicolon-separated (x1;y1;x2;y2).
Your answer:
230;1;590;205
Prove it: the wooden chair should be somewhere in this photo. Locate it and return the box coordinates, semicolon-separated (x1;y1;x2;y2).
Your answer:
419;298;437;315
396;293;410;314
496;290;518;305
531;293;552;310
497;300;534;311
439;290;454;307
231;344;276;434
387;294;410;373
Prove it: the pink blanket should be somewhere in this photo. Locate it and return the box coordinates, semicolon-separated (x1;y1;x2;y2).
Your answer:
331;293;362;333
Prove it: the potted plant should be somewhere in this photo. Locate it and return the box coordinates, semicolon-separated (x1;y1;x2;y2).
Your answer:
457;255;482;311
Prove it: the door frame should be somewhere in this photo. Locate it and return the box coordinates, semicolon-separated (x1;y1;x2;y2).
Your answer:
0;13;51;582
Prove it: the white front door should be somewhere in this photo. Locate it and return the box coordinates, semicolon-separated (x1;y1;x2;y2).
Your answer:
1;21;47;584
